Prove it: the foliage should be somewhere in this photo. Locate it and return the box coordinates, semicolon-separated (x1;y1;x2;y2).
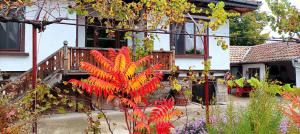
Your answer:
227;76;294;94
207;78;292;134
226;77;246;88
216;38;229;50
69;47;182;133
281;91;300;127
235;77;246;88
230;11;269;46
245;84;283;133
70;0;198;30
206;2;239;31
266;0;300;39
0;83;79;133
69;0;238;64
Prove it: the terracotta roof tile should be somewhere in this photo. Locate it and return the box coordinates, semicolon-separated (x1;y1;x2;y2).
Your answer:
229;46;251;63
230;42;300;63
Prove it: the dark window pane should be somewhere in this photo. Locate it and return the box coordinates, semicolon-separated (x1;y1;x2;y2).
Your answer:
0;22;20;50
172;21;205;55
248;68;260;79
185;22;194;54
172;24;185;54
85;18;126;48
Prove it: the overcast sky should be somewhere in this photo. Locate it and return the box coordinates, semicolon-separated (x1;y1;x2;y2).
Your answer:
260;0;300;38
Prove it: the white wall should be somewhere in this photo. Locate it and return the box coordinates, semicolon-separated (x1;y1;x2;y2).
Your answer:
296;67;300;87
294;60;300;87
78;16;86;48
242;63;266;80
175;20;230;70
153;33;170;51
76;16;230;72
0;2;76;71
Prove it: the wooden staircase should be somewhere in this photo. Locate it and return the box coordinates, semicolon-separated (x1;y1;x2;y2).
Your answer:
0;46;173;101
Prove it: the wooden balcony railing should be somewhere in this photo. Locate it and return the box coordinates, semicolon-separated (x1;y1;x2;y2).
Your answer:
68;47;173;71
1;46;173;100
0;47;64;100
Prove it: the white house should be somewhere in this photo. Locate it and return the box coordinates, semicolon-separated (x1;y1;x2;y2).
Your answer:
230;42;300;87
0;0;260;82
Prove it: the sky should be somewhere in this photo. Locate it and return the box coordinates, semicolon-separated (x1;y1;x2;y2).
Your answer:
259;0;300;38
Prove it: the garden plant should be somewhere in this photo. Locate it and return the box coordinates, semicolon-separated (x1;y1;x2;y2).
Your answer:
69;47;182;134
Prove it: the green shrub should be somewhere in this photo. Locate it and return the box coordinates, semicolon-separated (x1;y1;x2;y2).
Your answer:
207;78;283;134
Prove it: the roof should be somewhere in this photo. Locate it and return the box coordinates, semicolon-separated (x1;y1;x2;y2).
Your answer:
230;42;300;63
192;0;262;13
230;46;251;63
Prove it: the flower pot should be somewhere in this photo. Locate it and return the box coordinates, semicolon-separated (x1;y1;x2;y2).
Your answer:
2;73;10;80
174;91;188;106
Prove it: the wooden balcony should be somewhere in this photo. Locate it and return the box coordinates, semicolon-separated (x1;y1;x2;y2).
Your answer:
67;47;173;72
0;46;173;99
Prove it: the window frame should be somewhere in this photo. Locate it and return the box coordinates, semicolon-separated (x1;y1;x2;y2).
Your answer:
247;68;260;79
0;23;26;56
170;18;209;58
85;17;127;48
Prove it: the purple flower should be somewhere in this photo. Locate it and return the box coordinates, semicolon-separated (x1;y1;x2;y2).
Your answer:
209;115;217;124
222;115;228;124
174;117;207;134
279;119;289;134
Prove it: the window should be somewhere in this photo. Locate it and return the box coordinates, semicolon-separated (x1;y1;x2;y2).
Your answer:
86;18;127;48
170;21;207;56
231;66;243;79
248;68;260;79
0;22;24;52
0;5;25;55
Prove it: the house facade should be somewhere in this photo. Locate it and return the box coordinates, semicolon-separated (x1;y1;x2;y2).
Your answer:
230;42;300;87
0;0;260;82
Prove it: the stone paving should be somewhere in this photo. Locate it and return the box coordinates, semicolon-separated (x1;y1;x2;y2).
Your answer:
37;95;250;134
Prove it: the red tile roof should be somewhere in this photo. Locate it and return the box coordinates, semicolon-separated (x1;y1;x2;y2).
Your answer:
230;42;300;63
230;46;251;63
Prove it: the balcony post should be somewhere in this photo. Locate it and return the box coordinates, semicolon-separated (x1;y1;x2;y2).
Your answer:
170;45;175;68
32;25;38;134
203;35;209;123
63;41;69;74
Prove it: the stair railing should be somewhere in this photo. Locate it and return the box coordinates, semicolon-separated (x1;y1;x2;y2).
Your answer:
0;46;65;99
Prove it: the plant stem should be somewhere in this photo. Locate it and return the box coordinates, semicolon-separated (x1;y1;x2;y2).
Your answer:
124;108;132;134
99;109;114;134
184;103;189;131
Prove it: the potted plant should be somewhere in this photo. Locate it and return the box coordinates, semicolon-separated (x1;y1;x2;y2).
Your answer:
227;77;255;96
167;66;189;106
0;70;11;80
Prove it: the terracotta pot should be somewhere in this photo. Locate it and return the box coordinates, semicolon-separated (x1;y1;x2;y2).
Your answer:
174;91;188;106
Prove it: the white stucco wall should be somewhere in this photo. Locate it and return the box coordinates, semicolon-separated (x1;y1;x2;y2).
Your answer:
175;20;230;71
76;16;230;72
242;63;266;80
78;16;86;48
0;3;76;71
294;59;300;87
296;67;300;87
153;33;170;51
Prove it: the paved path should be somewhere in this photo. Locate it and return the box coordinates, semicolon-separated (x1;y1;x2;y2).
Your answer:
38;95;250;134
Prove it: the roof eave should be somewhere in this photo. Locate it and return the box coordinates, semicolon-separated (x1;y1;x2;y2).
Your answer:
192;0;261;13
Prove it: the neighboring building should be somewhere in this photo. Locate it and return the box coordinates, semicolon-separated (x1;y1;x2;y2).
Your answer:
0;0;260;81
230;42;300;87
